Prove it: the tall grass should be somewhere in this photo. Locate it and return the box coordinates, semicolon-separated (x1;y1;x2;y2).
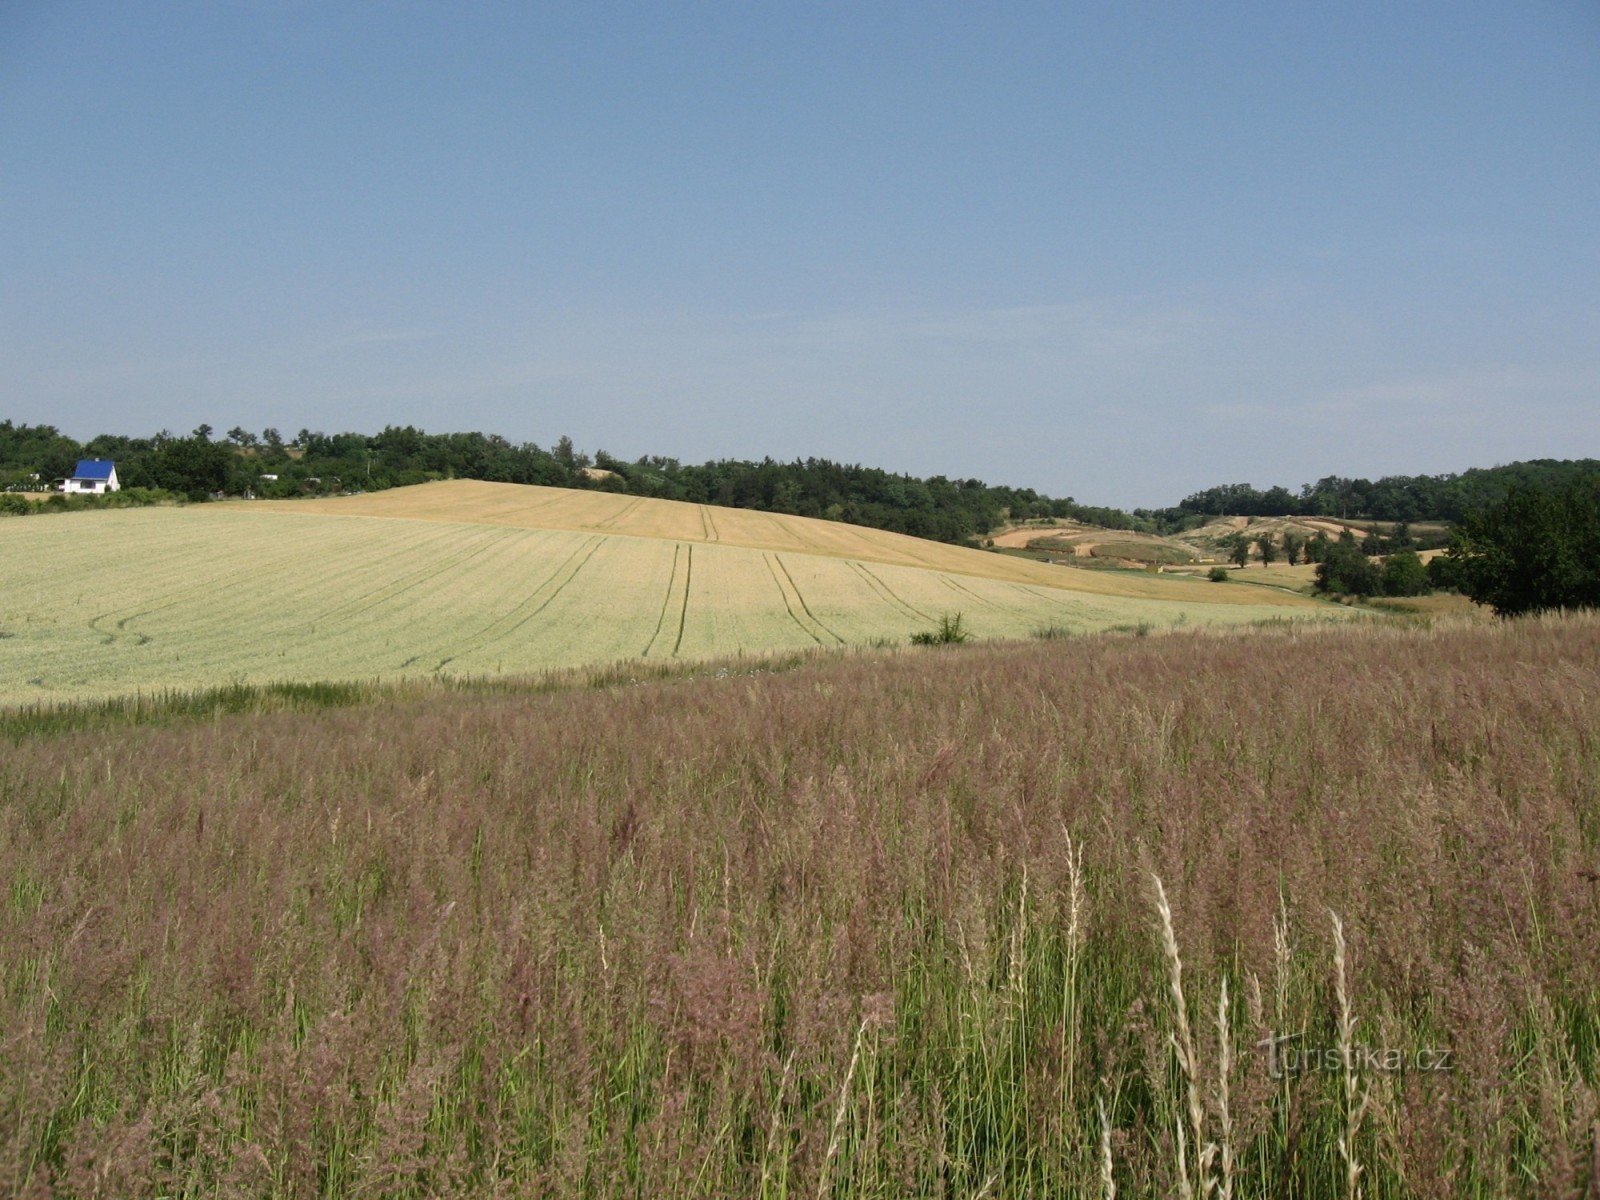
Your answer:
2;614;1598;1196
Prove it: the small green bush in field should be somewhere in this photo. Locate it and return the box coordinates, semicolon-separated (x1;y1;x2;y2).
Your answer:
1208;566;1230;582
911;613;970;645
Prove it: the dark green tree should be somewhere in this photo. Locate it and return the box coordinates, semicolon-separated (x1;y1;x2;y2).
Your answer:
1446;479;1600;615
1315;531;1382;596
1255;532;1278;566
151;433;232;500
1380;550;1430;597
1281;532;1303;565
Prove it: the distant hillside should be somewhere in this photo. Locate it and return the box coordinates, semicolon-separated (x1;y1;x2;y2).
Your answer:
0;480;1331;703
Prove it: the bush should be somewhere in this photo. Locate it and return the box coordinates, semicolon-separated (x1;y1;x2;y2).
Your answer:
911;613;970;645
0;494;31;516
1426;553;1460;591
1380;549;1431;597
1314;533;1382;596
1208;566;1229;582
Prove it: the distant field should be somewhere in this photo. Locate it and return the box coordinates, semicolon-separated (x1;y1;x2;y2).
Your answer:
1;485;1341;703
260;481;1228;598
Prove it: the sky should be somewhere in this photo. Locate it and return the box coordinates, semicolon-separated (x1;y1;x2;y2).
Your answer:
2;2;1597;508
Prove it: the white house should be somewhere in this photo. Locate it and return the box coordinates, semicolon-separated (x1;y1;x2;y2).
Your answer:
62;459;120;495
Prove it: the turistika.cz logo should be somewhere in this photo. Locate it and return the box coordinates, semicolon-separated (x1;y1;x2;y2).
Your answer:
1257;1032;1454;1080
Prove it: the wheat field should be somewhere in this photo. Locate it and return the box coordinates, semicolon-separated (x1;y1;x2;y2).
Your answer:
1;485;1340;703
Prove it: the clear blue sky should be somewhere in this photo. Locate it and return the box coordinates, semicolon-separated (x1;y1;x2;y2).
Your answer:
3;2;1596;507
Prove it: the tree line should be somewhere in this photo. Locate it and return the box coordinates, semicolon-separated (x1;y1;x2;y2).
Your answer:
1169;461;1600;524
0;420;1133;545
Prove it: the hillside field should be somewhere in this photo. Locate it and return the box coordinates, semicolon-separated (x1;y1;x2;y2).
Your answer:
0;483;1338;703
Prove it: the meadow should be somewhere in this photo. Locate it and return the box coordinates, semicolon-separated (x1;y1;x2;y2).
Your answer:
3;613;1597;1197
0;484;1329;703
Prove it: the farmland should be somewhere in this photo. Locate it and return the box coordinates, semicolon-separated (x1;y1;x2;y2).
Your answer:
3;613;1597;1196
0;484;1335;703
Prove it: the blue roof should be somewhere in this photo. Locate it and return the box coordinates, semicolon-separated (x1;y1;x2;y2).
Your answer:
72;459;115;480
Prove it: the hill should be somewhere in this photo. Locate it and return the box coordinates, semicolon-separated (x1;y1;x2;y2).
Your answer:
0;481;1336;703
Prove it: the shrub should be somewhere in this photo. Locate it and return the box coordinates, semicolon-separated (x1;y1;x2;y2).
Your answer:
1032;623;1076;640
1380;549;1431;597
1314;532;1382;596
1208;566;1229;582
1425;553;1459;591
910;612;970;645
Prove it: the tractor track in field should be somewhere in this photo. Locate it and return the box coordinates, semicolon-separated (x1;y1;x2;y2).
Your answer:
304;527;516;628
849;561;934;623
700;506;720;542
939;575;1007;612
671;545;693;656
763;555;823;646
643;544;685;657
83;533;345;647
1015;583;1091;611
431;536;604;671
773;555;843;643
593;497;646;531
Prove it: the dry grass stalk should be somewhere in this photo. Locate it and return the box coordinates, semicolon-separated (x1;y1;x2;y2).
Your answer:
1332;911;1370;1200
1061;833;1087;1127
1215;975;1234;1200
1153;872;1216;1199
817;1020;868;1200
760;1049;797;1198
1099;1093;1117;1200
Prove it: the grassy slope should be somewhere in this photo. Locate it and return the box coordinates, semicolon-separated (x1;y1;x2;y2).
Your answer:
1;484;1337;703
259;480;1285;600
3;614;1595;1196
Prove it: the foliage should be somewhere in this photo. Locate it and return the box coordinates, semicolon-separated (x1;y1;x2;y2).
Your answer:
1208;565;1230;582
1425;552;1460;591
148;430;234;500
910;612;970;645
1172;459;1600;523
0;487;179;519
1314;531;1383;597
1379;549;1431;597
1446;477;1600;615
